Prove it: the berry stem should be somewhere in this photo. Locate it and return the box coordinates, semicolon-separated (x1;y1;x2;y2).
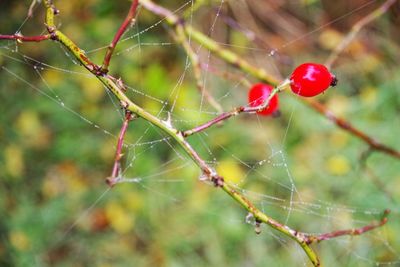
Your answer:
183;82;288;137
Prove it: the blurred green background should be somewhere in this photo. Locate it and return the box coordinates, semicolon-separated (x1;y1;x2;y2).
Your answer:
1;0;400;266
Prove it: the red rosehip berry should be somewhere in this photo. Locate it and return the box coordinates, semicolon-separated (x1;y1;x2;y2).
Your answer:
290;63;337;97
248;83;279;116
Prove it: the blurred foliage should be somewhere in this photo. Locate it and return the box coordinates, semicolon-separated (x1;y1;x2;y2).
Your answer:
1;0;400;266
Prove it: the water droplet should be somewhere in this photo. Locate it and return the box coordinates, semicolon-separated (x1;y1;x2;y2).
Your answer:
268;49;277;57
245;213;254;224
198;173;209;182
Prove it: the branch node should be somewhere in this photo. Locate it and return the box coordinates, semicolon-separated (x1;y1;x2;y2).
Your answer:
106;176;121;187
176;17;185;26
53;8;60;15
211;175;224;187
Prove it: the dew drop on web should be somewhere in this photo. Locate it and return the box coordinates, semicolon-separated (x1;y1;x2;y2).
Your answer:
268;48;277;57
245;212;254;224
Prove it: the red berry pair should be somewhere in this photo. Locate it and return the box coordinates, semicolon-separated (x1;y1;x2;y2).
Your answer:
247;63;337;116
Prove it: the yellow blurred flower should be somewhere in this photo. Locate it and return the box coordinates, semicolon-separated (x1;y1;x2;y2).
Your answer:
4;145;25;178
318;29;343;51
216;160;245;185
9;231;30;251
326;155;351;176
105;201;134;234
360;86;377;106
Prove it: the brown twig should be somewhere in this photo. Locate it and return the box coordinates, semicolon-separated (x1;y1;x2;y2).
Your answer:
106;112;135;187
101;0;139;73
305;209;390;243
305;99;400;159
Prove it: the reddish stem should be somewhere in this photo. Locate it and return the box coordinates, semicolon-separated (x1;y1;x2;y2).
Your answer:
183;109;241;137
0;34;51;42
106;112;134;187
101;0;139;73
306;209;390;243
183;85;284;137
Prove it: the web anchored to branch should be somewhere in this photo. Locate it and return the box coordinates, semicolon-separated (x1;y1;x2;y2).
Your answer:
1;0;399;266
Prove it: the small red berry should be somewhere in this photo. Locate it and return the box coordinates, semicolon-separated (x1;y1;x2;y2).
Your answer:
248;83;279;116
290;63;337;97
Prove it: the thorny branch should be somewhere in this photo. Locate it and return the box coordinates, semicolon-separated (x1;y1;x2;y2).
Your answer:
101;0;140;73
0;1;394;266
106;112;135;187
0;34;50;42
305;209;390;243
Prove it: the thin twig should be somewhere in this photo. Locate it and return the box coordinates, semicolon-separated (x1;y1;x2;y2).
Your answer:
183;81;289;137
304;99;400;159
0;34;51;42
106;112;134;187
306;209;390;243
101;0;139;73
325;0;397;68
28;0;38;18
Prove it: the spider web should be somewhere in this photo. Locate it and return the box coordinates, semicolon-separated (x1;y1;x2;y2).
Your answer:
0;0;399;266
